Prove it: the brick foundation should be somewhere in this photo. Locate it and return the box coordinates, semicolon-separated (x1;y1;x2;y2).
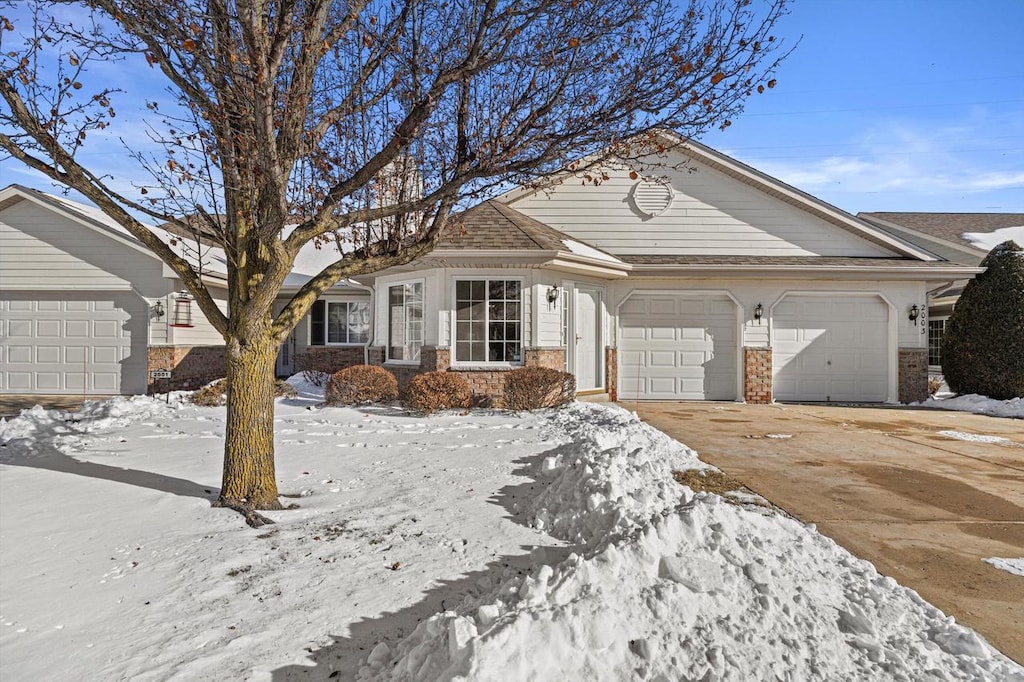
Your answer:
147;345;226;392
370;345;568;407
606;346;618;402
744;347;773;404
898;347;928;404
294;346;365;376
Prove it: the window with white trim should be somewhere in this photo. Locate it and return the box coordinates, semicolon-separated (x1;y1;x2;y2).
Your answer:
928;318;946;367
310;300;370;345
455;279;522;362
388;282;423;362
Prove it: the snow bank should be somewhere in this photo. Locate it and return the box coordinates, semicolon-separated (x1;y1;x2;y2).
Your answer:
913;393;1024;419
984;558;1024;578
359;403;1022;681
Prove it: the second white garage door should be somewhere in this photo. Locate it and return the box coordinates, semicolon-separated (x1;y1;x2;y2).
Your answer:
772;295;889;402
619;293;737;400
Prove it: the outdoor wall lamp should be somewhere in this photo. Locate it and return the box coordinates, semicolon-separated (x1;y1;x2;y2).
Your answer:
151;300;165;319
908;304;921;325
170;290;195;328
753;302;764;324
546;285;560;306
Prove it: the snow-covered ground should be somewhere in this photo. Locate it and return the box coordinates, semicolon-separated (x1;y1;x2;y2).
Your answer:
912;392;1024;419
2;383;1022;681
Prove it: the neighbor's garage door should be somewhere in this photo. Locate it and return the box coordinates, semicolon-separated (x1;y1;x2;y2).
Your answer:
0;292;145;395
619;293;737;400
772;295;889;402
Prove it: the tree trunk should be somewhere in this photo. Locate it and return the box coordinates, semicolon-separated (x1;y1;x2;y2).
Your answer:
219;335;282;510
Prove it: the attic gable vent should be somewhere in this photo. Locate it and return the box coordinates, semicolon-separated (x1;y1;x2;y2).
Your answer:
630;178;674;218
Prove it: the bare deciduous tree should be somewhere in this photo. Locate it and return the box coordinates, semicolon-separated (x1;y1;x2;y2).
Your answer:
1;0;789;525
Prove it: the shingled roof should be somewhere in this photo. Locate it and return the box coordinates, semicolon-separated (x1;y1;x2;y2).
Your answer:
439;200;597;253
619;255;973;268
859;212;1024;251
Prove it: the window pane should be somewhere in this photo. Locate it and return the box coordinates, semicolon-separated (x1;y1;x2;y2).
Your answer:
471;280;485;300
506;301;520;321
456;280;473;300
489;280;505;300
506;322;520;341
489;301;505;320
348;302;371;344
389;283;422;361
327;302;345;343
489;322;505;341
471;341;485;362
505;280;521;301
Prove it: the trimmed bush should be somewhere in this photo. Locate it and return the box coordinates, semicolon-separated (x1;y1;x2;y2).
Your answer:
325;365;399;405
296;353;338;387
404;371;472;413
504;366;576;410
941;240;1024;399
191;378;297;407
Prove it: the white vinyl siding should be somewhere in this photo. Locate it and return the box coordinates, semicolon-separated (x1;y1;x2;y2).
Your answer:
618;293;738;400
509;156;897;258
772;295;889;402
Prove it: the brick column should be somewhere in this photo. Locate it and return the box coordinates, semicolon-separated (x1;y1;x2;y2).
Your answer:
898;348;928;404
367;346;386;366
743;347;772;404
419;346;451;372
605;346;618;402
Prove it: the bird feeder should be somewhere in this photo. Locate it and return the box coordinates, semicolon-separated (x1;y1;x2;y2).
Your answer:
170;290;194;328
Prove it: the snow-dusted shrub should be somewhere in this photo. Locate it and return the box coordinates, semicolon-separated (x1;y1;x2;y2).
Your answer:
191;378;297;406
295;353;336;387
503;366;575;410
941;240;1024;400
403;371;471;413
325;365;398;405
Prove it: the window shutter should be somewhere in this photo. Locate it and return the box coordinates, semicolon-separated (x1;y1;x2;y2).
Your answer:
310;300;325;346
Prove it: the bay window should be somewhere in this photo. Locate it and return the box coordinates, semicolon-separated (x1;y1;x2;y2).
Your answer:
455;279;522;363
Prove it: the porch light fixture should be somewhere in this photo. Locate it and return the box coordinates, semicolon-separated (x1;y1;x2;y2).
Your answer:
753;303;764;324
908;304;921;325
170;290;194;328
151;300;165;319
546;285;560;306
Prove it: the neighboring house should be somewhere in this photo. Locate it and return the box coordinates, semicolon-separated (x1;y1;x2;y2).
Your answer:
857;212;1024;372
1;134;983;404
0;184;365;395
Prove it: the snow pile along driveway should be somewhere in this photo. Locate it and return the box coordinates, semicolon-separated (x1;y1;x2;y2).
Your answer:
1;395;1021;681
363;403;1022;681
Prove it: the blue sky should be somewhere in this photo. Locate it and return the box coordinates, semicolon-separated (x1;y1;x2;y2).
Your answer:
2;0;1022;214
700;0;1024;213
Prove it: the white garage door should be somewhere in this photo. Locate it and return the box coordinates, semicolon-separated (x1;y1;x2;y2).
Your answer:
619;293;737;400
1;292;146;395
773;295;889;402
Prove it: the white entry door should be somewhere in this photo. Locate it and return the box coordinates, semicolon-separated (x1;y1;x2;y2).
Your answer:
574;285;603;392
772;294;889;402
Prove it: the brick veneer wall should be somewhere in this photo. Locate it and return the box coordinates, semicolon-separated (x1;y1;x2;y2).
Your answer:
606;346;618;402
147;345;226;392
369;345;568;407
744;347;773;404
294;346;365;376
898;347;929;404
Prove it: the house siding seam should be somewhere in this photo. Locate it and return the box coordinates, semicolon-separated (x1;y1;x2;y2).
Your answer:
744;347;773;404
898;347;929;404
146;345;226;392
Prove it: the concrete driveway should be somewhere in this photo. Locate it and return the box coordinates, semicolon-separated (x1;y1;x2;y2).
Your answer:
630;401;1024;665
0;395;102;419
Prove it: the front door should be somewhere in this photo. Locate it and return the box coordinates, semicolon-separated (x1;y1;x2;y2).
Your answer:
574;285;603;392
276;330;296;377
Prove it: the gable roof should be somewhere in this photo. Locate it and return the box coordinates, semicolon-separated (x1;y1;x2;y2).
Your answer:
500;130;940;262
858;212;1024;266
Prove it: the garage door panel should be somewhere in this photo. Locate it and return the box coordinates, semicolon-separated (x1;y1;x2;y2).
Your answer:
1;293;144;395
619;293;737;401
773;295;888;402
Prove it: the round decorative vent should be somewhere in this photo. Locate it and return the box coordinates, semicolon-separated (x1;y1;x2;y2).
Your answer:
630;178;674;217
